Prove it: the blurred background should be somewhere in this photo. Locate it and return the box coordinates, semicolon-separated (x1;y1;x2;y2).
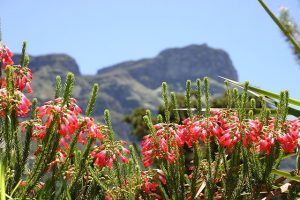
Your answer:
1;0;300;139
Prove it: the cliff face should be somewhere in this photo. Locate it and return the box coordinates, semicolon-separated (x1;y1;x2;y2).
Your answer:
97;44;237;92
13;54;81;76
13;44;238;138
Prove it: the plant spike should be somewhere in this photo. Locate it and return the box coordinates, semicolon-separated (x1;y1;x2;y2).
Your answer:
282;90;289;123
62;73;74;106
248;98;256;119
85;83;99;116
275;91;285;129
157;114;163;123
143;114;155;136
171;92;180;123
240;81;249;120
203;77;210;117
20;41;27;67
5;66;14;96
185;80;192;118
196;79;202;115
224;80;232;108
104;109;114;141
162;82;170;123
21;98;37;169
233;88;239;108
54;76;62;98
203;77;214;199
145;109;152;121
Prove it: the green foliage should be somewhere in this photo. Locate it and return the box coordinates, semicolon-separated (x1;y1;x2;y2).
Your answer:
2;1;300;199
278;5;300;64
124;107;150;140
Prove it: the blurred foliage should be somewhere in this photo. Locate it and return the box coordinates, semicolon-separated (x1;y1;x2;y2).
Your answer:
279;4;300;64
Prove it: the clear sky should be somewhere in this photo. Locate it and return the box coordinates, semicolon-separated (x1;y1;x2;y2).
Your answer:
2;0;300;98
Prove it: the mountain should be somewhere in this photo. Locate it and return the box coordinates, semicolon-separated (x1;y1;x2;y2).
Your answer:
13;44;238;138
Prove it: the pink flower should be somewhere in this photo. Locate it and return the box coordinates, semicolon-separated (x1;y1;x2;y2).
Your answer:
77;117;106;144
36;97;81;137
141;170;165;198
277;118;300;153
14;65;33;93
258;135;274;154
0;88;31;117
141;124;180;167
91;141;130;168
0;45;14;70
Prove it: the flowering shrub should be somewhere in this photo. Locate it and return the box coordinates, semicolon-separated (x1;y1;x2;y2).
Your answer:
1;1;300;199
1;42;300;200
0;43;137;199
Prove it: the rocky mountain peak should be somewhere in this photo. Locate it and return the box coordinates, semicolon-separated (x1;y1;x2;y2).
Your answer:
12;53;81;76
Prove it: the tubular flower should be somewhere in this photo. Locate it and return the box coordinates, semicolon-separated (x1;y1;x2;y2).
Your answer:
0;43;14;70
1;65;33;93
19;119;47;141
243;119;264;147
77;117;107;144
177;116;207;147
277;118;300;153
177;110;240;150
0;88;31;117
141;123;179;167
36;97;82;137
141;169;166;199
91;140;130;168
13;65;33;93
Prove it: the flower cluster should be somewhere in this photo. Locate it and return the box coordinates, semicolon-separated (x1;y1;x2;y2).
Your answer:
142;110;300;167
91;140;130;168
0;45;32;118
0;43;14;70
141;123;180;167
36;98;81;136
141;169;166;199
1;65;33;93
0;88;31;117
13;65;33;93
277;118;300;153
77;117;106;144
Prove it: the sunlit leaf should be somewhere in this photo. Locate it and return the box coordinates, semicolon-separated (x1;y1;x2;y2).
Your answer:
220;77;300;116
272;169;300;182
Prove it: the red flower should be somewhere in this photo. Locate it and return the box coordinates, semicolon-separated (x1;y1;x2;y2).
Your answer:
141;171;159;194
77;117;106;144
0;88;31;117
141;124;179;167
14;65;33;93
141;169;165;198
0;44;14;70
277;118;300;153
258;135;274;155
36;97;81;136
277;134;297;153
91;141;130;168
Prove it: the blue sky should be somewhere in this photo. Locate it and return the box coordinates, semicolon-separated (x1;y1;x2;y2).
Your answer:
2;0;300;98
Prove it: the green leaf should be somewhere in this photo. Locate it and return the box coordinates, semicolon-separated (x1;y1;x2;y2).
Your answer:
220;77;300;116
272;169;300;182
0;161;5;200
